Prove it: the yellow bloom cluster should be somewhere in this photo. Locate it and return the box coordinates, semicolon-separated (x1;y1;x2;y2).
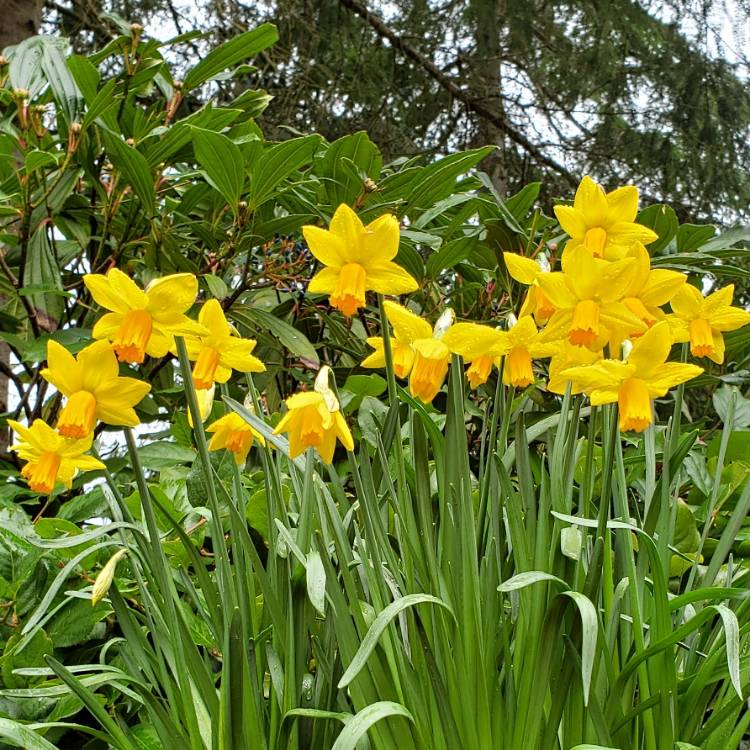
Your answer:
359;177;750;432
11;269;268;495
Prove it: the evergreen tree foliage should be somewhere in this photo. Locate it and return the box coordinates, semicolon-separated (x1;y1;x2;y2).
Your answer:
41;0;750;221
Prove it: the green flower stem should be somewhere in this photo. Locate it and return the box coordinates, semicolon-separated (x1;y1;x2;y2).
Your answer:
175;336;236;613
377;293;407;505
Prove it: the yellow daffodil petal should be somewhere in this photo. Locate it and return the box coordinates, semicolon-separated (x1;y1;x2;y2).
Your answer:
553;204;587;239
503;252;540;284
77;340;119;392
302;224;347;267
537;272;577;309
645;362;703;397
334;410;354;452
605;185;639;223
709;306;750;332
94;378;151;425
574;175;609;227
308;266;342;295
670;283;703;319
362;213;401;263
442;322;508;360
84;268;147;313
329;203;366;252
361;338;386;370
626;320;672;374
41;340;81;395
640;269;686;307
364;262;419;295
384;301;433;342
145;273;198;319
92;312;124;340
199;299;231;338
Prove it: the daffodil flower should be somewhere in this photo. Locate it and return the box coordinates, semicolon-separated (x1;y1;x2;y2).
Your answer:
537;246;645;349
500;315;558;388
179;299;265;389
84;269;206;364
669;283;750;364
503;251;556;324
363;301;457;403
273;366;354;463
304;204;418;316
9;419;105;495
554;175;657;260
207;411;265;465
619;243;686;331
40;340;151;438
561;321;702;432
361;300;430;379
442;322;509;388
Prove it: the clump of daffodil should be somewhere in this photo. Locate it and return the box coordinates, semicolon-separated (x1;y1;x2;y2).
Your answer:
84;269;206;364
40;340;151;439
554;175;657;260
179;299;265;389
669;282;750;364
207;408;266;465
442;322;509;389
499;315;558;389
363;301;456;403
561;321;702;432
273;366;354;463
9;419;105;495
304;204;418;316
503;251;556;324
537;245;645;349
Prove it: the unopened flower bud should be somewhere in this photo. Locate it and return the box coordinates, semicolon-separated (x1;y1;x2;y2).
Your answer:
91;548;128;606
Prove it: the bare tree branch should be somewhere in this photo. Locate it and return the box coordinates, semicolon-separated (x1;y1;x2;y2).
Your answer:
337;0;577;186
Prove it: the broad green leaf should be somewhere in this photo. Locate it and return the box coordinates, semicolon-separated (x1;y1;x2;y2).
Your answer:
192;127;244;211
249;135;321;209
637;204;678;255
318;131;382;207
676;223;715;253
25;227;63;325
331;702;413;750
231;305;319;364
40;39;82;121
426;234;478;277
406;147;494;213
183;23;279;91
504;181;541;220
338;594;453;688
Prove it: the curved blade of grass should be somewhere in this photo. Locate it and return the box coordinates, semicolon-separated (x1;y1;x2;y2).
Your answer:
337;594;454;689
44;656;136;750
0;718;59;750
560;590;598;706
331;701;414;750
498;571;568;593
